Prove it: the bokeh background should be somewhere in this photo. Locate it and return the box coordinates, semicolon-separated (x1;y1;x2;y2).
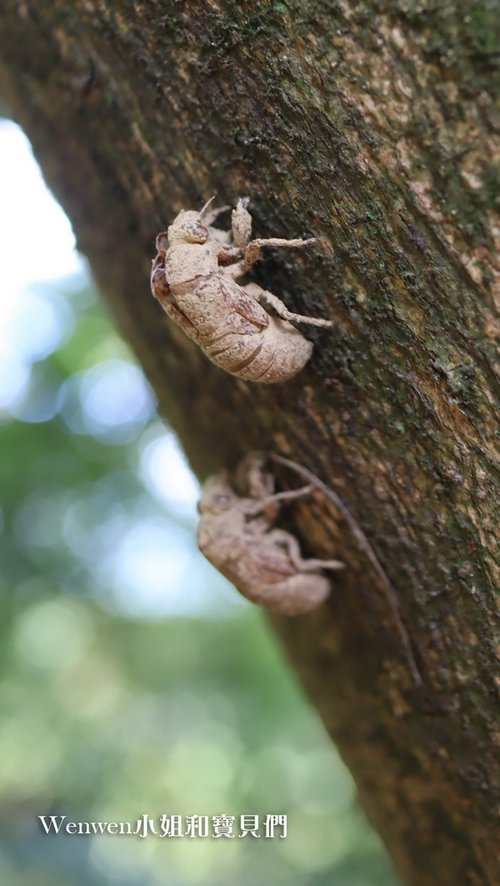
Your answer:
0;119;400;885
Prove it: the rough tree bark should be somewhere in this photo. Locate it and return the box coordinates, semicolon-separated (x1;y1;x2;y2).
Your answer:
1;2;498;884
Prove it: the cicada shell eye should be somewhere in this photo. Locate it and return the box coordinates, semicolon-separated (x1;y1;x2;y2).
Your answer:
155;231;169;254
150;254;171;302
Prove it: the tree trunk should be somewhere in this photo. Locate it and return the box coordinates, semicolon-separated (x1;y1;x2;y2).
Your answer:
1;3;498;883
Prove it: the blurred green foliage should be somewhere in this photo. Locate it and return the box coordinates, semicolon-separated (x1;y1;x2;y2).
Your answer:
0;274;400;885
